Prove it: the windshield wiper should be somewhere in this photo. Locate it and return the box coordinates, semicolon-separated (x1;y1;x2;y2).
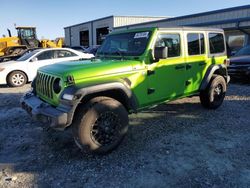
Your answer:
96;50;126;60
112;49;125;60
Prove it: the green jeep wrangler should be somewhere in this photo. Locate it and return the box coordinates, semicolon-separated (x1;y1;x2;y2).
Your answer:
21;27;230;154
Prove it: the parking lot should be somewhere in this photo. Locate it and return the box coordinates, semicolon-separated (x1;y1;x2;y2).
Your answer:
0;82;250;187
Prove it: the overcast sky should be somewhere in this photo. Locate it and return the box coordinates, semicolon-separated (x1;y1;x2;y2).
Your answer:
1;0;249;39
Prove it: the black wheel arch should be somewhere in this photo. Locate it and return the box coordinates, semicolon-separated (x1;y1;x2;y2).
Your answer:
76;82;138;112
200;64;228;91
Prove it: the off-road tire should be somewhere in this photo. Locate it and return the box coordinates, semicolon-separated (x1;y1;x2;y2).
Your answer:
7;71;27;87
200;75;226;109
73;97;129;154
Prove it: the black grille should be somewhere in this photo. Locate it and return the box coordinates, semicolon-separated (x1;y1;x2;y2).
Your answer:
36;72;55;99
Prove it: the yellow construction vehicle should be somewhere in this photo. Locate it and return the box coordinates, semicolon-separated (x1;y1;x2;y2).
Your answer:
0;36;19;56
40;37;64;48
0;26;64;58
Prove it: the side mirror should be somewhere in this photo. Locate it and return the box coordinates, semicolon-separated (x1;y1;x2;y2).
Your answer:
154;47;168;61
30;57;38;62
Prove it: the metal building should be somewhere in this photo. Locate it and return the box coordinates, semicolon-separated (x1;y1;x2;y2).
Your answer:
64;16;168;47
115;5;250;53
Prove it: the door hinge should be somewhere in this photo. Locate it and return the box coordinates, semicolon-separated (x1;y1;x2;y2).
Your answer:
175;65;185;70
147;88;155;95
199;62;206;66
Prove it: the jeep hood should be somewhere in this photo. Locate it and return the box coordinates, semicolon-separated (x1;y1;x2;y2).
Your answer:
38;59;141;81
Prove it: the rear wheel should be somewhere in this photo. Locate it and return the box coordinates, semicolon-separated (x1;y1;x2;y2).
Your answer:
7;71;27;87
200;75;226;109
73;97;129;154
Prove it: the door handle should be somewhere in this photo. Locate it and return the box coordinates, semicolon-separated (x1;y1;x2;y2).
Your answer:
175;65;185;70
186;64;192;70
147;70;155;76
199;62;206;66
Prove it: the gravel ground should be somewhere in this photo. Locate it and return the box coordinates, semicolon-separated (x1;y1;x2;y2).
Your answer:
0;83;250;188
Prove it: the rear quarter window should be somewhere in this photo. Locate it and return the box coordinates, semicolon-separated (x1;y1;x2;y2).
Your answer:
209;33;225;54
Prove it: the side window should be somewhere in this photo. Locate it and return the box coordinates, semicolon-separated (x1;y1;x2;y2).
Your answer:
155;33;181;58
187;33;205;55
36;51;55;61
209;33;225;54
55;50;77;58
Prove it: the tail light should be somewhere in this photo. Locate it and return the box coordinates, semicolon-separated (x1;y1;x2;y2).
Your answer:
224;59;230;66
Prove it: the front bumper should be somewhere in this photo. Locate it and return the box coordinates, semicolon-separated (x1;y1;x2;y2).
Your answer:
0;71;7;85
20;92;70;130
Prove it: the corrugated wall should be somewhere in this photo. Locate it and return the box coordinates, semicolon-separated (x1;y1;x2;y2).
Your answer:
115;6;250;30
64;28;70;46
113;16;168;27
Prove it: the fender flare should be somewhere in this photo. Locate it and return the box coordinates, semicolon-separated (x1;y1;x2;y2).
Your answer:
200;64;228;90
62;82;138;111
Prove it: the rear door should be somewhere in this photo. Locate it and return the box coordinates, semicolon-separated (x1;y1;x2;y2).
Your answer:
146;31;186;104
184;32;208;95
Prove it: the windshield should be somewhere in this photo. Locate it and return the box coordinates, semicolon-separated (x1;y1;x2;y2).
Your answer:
17;50;40;61
234;46;250;56
97;31;151;57
18;28;36;39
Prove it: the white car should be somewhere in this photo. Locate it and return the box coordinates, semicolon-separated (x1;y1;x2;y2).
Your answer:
0;48;94;87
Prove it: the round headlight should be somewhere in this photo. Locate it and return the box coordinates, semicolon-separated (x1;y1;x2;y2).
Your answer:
53;78;62;94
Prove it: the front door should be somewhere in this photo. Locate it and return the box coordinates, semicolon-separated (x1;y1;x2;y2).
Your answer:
28;50;56;80
147;32;186;104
